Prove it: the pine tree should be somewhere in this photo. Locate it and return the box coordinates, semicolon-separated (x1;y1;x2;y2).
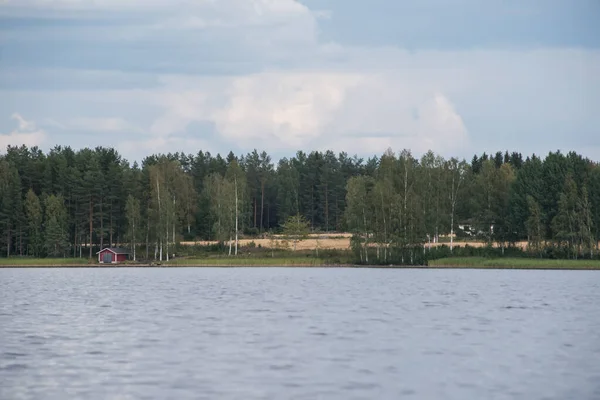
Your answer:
24;189;43;257
44;195;69;257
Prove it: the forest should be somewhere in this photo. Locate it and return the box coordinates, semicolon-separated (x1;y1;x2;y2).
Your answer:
0;145;599;262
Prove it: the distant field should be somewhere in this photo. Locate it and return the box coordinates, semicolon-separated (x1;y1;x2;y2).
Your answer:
181;235;531;251
181;237;352;250
428;257;600;269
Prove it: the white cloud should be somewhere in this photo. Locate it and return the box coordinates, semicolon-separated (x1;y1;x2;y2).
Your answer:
4;45;598;161
0;113;47;151
134;69;469;156
213;72;363;147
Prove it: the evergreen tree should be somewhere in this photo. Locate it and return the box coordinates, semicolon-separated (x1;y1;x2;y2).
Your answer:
44;195;69;257
24;189;43;257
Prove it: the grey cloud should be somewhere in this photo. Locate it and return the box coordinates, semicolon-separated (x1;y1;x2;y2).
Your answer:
1;0;599;163
0;1;319;74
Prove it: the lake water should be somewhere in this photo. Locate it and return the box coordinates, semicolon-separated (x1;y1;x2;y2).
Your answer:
1;268;599;400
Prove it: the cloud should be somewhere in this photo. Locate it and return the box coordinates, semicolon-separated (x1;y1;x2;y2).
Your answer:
0;113;47;151
1;0;599;163
316;90;469;156
1;0;315;23
65;117;142;133
133;69;470;157
0;0;319;75
213;72;363;148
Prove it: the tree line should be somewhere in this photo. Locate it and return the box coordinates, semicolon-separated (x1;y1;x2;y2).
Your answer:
0;145;598;260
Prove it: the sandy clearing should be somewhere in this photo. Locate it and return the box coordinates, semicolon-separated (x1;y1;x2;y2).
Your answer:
180;236;532;250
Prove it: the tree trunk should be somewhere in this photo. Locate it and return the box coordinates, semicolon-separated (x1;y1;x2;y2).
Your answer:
311;185;315;230
235;176;238;256
325;183;329;232
404;167;408;246
73;228;77;258
166;225;169;262
260;181;265;233
363;206;368;264
99;198;104;251
450;211;454;252
89;198;93;258
132;221;136;261
109;204;113;248
146;213;150;260
6;227;10;257
253;197;257;228
172;196;176;252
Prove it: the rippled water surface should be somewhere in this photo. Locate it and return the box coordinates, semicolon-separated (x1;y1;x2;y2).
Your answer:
1;268;600;399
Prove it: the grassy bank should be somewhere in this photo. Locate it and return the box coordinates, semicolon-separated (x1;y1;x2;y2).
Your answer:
166;257;326;267
428;257;600;270
2;255;600;269
0;258;90;267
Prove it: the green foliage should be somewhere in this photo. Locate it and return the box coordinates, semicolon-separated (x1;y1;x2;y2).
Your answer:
429;257;600;269
44;194;69;257
0;145;598;262
525;195;543;254
125;194;141;260
24;189;43;257
281;214;310;251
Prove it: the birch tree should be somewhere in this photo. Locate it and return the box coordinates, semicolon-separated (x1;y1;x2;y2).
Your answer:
226;160;246;255
125;194;140;261
446;158;467;252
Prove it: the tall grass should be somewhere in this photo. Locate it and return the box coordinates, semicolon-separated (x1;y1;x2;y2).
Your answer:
0;258;89;266
428;257;600;269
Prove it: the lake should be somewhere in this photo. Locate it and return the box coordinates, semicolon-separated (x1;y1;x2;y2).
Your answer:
1;267;599;399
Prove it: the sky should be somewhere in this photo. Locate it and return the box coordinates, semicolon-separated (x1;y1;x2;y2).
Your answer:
0;0;599;163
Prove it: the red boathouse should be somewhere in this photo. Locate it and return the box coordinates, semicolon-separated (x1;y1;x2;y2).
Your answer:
97;247;130;264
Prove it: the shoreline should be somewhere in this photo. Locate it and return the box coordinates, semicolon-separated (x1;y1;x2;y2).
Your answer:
1;256;599;270
1;264;599;270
